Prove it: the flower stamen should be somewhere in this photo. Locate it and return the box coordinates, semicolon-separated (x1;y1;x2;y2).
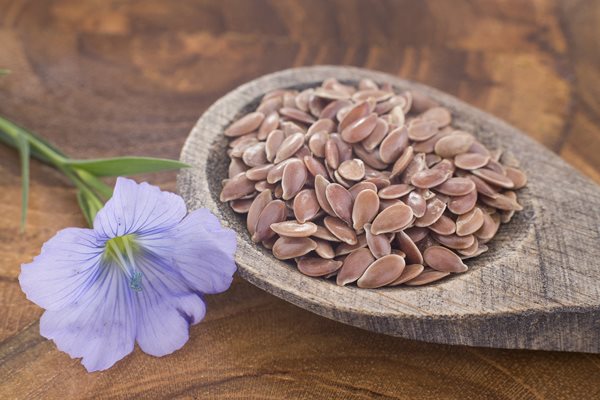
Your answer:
104;234;143;291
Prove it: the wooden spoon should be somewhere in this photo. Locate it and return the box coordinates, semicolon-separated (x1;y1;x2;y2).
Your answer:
178;66;600;353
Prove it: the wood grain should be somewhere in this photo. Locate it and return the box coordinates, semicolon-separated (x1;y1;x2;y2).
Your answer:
1;0;599;398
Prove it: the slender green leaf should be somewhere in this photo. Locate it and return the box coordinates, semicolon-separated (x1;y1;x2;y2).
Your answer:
76;190;94;227
15;133;30;231
65;157;189;177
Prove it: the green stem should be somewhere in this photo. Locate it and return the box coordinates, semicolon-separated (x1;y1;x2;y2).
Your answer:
0;116;105;224
74;169;113;200
0;116;67;166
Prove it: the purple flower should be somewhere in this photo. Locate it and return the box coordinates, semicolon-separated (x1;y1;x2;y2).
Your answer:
19;177;237;372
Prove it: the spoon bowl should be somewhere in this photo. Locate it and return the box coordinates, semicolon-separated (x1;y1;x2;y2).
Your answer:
178;66;600;353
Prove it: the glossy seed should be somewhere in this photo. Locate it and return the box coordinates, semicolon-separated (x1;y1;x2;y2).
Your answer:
306;118;335;137
333;171;352;188
471;168;514;189
405;227;429;243
303;156;329;178
334;234;367;256
406;191;427;218
454;153;490;170
341;113;378;143
434;132;475;158
314;87;351;100
390;146;414;179
295;89;313;112
412;130;452;153
354;144;389;170
279;107;316;125
364;177;391;189
247;189;273;236
274;133;305;164
404;269;450;286
270;221;318;237
255;180;275;192
297;257;342;277
422;106;452;128
338;159;366;181
312;225;341;242
395;231;423;265
352;89;393;103
411;168;451;189
378;184;414;199
314;239;335;259
357;255;405;288
320;99;352;119
257;97;282;114
308;131;329;157
365;223;391;258
229;158;248;178
505;167;528;189
428;215;456;235
246;164;274;181
432;233;475;250
468;174;500;198
486;159;506;175
252;199;287;242
456;207;485;236
448;189;477;215
380;126;409;163
375;95;406;115
423;246;468;273
480;192;523;211
348;181;378;199
230;199;253;213
415;198;446;227
352;189;380;231
324;139;340;169
225;112;265;137
371;203;414;235
475;212;501;242
272;237;317;260
281;159;307;200
435;177;476;196
281;121;304;136
293;189;320;223
388;264;425;286
457;237;480;257
339;101;372;131
266;158;294;184
326;183;354;224
324;216;358;245
265;129;285;162
230;136;259;158
500;191;517;223
407;119;439;141
336;248;376;286
460;243;488;260
220;173;257;202
362;118;389;151
314;175;337;216
258;111;280;140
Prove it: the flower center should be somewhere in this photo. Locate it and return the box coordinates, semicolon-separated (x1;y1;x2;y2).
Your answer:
104;234;143;291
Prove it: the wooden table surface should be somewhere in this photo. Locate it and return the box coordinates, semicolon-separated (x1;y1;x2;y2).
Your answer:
1;1;599;399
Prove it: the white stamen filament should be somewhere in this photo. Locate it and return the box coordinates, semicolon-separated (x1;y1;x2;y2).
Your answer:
105;235;143;291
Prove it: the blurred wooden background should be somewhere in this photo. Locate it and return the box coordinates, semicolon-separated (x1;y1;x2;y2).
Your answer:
1;1;599;398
